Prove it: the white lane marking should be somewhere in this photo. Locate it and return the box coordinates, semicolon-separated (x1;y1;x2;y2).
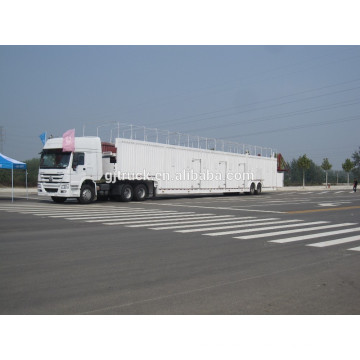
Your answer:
237;222;356;239
335;191;345;194
178;219;301;234
202;220;304;236
348;245;360;251
21;209;168;216
0;203;129;208
150;217;269;230
123;215;242;227
102;214;223;225
270;226;360;244
93;215;234;225
141;202;285;214
307;234;360;247
0;205;147;212
50;211;192;219
15;207;150;213
67;213;207;221
318;191;329;194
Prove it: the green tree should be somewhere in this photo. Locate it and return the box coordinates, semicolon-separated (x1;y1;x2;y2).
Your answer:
297;154;311;188
342;158;354;185
321;158;332;187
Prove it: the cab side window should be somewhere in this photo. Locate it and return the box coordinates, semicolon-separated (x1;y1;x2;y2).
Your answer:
73;152;85;167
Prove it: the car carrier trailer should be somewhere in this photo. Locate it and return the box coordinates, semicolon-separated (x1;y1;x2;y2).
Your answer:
38;125;284;204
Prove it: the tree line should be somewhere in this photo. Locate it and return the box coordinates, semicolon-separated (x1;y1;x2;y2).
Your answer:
284;147;360;186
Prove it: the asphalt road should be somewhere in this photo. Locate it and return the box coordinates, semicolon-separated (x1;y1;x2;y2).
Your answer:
0;188;359;314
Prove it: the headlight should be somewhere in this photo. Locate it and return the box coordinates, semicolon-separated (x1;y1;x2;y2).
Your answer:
60;184;70;189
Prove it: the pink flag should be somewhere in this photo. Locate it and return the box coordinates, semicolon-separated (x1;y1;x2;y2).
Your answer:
62;129;75;152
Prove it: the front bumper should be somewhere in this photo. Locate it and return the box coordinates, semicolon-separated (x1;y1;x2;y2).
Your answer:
37;183;80;197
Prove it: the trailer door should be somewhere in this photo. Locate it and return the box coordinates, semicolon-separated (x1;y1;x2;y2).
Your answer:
192;158;201;189
238;163;246;189
219;161;227;189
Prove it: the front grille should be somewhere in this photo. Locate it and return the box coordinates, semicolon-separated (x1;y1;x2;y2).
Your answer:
40;174;64;183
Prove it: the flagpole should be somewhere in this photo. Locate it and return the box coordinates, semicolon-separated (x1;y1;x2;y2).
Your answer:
12;166;14;203
26;169;28;200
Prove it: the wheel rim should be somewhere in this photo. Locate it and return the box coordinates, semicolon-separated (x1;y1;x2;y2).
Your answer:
137;188;145;199
82;189;92;201
123;187;132;199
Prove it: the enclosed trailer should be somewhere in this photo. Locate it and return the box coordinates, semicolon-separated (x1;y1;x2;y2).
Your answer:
102;138;280;196
38;124;283;203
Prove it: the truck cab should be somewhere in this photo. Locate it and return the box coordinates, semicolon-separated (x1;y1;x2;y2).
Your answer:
37;137;103;203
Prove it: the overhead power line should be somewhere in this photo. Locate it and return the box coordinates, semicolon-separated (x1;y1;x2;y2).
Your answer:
149;81;360;128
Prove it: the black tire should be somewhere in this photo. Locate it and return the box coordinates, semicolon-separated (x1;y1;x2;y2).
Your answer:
133;184;147;201
255;183;262;195
78;184;95;204
51;196;67;203
249;183;256;195
120;184;133;202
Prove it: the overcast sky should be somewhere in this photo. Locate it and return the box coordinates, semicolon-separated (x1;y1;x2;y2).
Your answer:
1;45;359;169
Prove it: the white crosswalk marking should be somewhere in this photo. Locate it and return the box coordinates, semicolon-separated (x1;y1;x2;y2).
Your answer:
307;235;360;247
2;202;360;254
88;214;233;223
103;214;224;226
32;210;185;217
96;215;233;225
150;217;272;230
52;211;194;219
17;208;166;214
270;226;360;244
174;218;283;233
234;222;350;239
82;213;213;223
187;220;303;235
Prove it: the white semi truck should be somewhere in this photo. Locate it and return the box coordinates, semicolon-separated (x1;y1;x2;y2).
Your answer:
38;130;284;204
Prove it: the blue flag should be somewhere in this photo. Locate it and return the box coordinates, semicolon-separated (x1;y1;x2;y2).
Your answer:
39;132;47;146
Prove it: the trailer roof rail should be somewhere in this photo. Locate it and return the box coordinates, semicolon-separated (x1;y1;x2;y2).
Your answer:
94;122;276;158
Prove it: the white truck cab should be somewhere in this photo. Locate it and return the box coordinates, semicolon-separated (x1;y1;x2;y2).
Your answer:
38;137;103;203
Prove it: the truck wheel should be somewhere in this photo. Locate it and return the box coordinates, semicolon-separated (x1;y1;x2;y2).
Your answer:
51;196;67;203
78;184;95;204
255;183;262;195
133;184;147;201
250;183;256;195
120;184;133;202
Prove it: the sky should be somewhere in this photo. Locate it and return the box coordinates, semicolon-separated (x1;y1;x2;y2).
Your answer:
1;45;360;170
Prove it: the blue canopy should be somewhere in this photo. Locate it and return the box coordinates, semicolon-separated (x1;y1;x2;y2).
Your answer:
0;153;27;169
0;153;28;202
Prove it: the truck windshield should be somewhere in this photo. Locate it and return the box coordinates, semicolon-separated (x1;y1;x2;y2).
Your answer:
40;149;71;169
